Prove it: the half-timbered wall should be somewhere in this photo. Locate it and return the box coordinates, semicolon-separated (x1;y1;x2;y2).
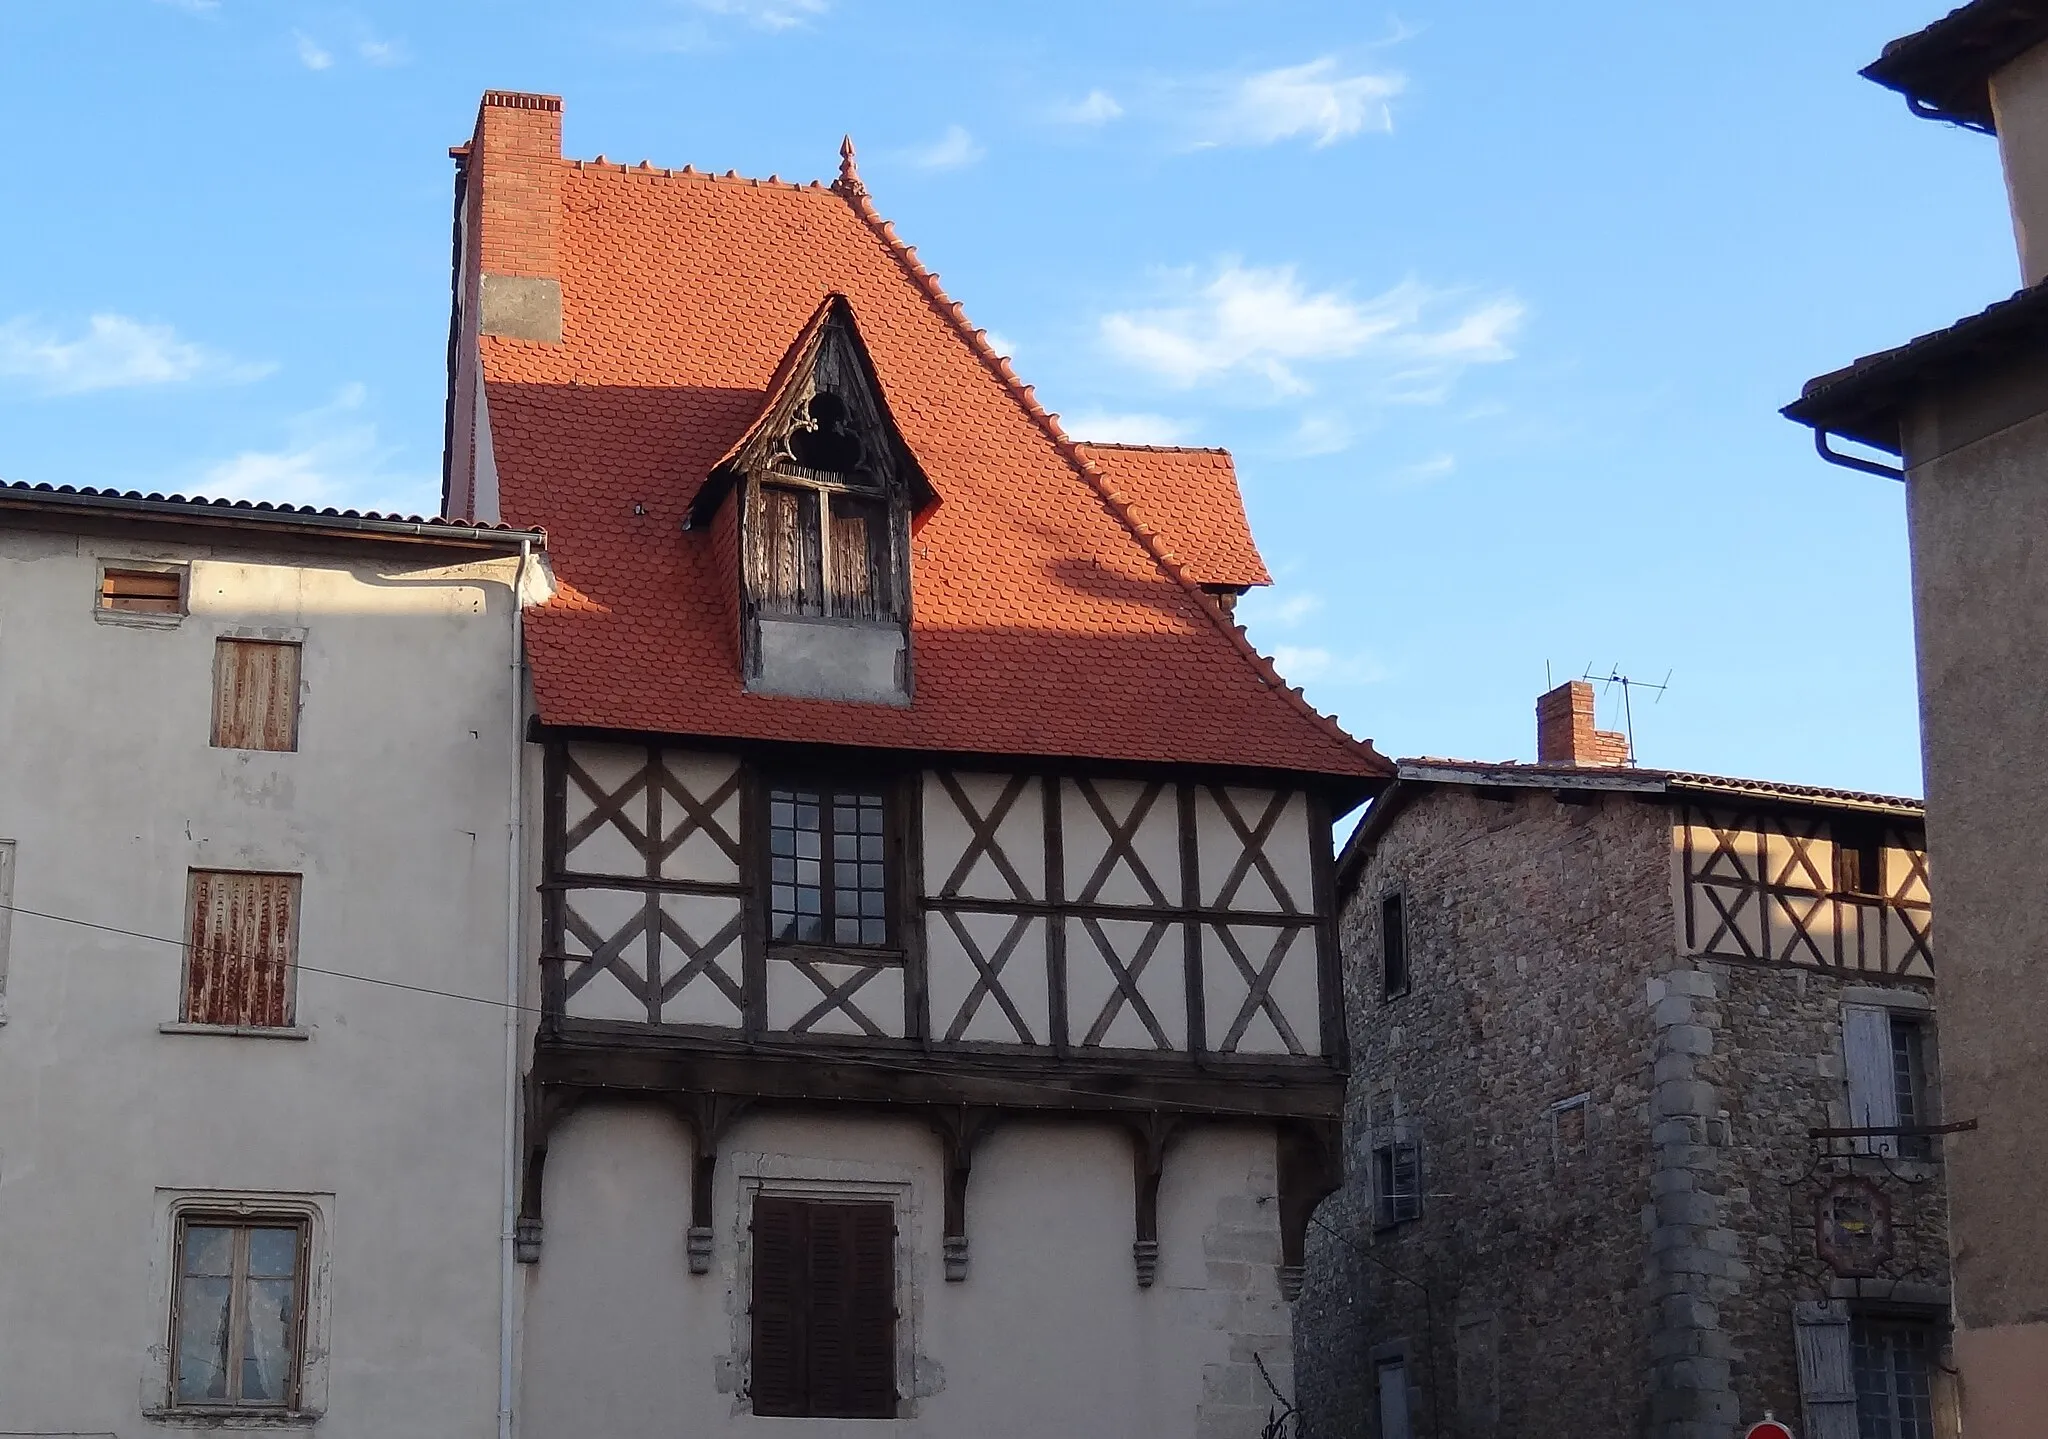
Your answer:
923;774;1332;1058
542;747;1338;1061
1676;805;1933;978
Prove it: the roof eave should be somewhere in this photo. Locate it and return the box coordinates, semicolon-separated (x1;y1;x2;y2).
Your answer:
0;485;545;550
1860;0;2048;132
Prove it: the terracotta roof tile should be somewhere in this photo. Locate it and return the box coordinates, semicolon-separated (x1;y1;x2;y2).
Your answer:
471;119;1385;782
1070;444;1272;589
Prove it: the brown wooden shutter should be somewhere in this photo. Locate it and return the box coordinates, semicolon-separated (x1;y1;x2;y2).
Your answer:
186;871;299;1027
753;486;822;616
749;1198;894;1419
750;1197;806;1417
827;499;885;620
212;641;301;752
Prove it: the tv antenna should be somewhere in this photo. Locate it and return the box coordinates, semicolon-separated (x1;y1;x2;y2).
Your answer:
1581;665;1671;764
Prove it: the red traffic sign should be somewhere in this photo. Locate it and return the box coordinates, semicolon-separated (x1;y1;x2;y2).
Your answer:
1744;1422;1794;1439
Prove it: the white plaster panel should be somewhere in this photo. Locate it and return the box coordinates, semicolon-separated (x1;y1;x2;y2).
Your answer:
1067;916;1187;1051
1193;786;1314;914
1203;923;1320;1056
1061;778;1179;908
767;957;905;1038
925;910;1048;1044
658;750;742;884
921;771;1045;901
656;892;744;1029
564;741;649;878
561;885;651;1024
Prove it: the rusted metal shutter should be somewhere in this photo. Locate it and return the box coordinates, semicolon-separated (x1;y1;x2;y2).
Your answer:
186;870;299;1028
212;640;301;752
749;1198;894;1419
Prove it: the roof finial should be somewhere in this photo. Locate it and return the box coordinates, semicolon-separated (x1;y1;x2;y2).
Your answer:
833;134;865;198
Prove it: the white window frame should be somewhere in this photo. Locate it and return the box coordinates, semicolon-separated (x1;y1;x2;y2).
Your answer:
728;1150;921;1420
141;1189;334;1424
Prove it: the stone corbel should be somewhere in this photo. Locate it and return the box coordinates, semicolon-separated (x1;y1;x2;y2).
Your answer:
1275;1119;1342;1302
670;1093;752;1275
515;1081;586;1264
1124;1113;1186;1287
927;1106;1001;1281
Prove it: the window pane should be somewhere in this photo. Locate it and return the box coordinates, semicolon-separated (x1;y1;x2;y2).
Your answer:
175;1273;233;1402
246;1227;298;1278
183;1224;236;1277
240;1275;296;1404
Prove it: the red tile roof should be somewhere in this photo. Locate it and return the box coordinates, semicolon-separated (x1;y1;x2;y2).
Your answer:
465;106;1385;783
1070;444;1272;590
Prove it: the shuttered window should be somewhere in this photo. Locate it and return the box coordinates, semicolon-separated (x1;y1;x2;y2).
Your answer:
185;870;299;1028
827;496;888;620
99;564;186;617
1795;1300;1860;1439
749;482;896;622
1374;1134;1421;1227
212;640;301;752
750;1197;896;1418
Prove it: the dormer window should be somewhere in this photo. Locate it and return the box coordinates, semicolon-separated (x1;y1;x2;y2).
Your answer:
699;296;932;706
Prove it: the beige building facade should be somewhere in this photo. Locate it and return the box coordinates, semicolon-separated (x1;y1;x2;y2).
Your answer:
1788;5;2048;1430
0;485;539;1436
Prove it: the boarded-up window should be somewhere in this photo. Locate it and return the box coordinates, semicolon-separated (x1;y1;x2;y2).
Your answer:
753;486;824;616
100;564;185;616
828;497;889;620
170;1216;308;1409
750;1197;896;1418
212;641;301;752
185;870;299;1028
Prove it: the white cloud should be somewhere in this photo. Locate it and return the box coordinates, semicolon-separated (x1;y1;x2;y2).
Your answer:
1267;645;1387;686
0;314;269;396
1055;90;1124;125
1386;453;1456;489
1203;58;1404;148
200;384;430;513
1064;411;1191;446
357;36;408;66
151;0;220;12
903;124;984;171
692;0;828;31
1101;262;1522;400
981;330;1018;360
1265;592;1323;626
294;31;334;69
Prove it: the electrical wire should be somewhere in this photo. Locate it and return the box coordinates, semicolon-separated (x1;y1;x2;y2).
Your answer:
0;899;1343;1123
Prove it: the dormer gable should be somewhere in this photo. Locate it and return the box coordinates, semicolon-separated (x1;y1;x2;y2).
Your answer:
692;296;931;706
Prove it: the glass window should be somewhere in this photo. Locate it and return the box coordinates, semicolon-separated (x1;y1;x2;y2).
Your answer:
1853;1317;1936;1439
171;1218;306;1410
1891;1017;1934;1161
1374;1140;1421;1227
769;786;889;948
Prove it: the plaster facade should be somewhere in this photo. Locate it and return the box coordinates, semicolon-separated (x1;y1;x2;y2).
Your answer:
517;1107;1297;1439
0;517;529;1436
1295;780;1950;1439
1902;391;2048;1433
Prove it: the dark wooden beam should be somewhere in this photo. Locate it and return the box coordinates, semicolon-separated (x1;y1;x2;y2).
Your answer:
1275;1119;1342;1302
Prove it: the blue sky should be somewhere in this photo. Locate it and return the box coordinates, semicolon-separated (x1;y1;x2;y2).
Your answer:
0;1;2017;796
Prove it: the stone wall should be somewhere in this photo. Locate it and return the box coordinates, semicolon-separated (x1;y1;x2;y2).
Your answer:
1295;785;1669;1437
1293;782;1950;1438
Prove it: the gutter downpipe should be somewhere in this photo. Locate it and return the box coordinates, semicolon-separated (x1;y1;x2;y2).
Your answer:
499;537;532;1439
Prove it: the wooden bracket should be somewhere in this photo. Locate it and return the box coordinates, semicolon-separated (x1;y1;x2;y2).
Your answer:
515;1081;587;1264
1275;1118;1342;1301
927;1106;1001;1281
1123;1112;1187;1287
667;1092;752;1274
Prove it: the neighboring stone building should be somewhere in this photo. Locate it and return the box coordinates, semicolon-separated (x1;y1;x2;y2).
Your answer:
446;92;1388;1437
1296;682;1952;1439
0;485;541;1435
1783;4;2048;1430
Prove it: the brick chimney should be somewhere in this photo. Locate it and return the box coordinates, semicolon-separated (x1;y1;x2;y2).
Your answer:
465;90;564;344
1536;680;1631;767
